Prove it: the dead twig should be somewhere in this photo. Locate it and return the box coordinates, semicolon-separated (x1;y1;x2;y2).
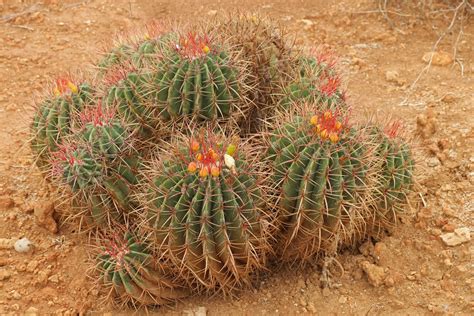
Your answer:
399;0;472;106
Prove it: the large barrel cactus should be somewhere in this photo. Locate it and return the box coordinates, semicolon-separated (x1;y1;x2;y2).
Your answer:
97;231;189;306
141;130;271;291
31;78;94;167
267;109;374;260
145;32;242;122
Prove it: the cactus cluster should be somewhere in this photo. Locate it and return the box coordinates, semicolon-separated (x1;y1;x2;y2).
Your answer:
30;15;415;309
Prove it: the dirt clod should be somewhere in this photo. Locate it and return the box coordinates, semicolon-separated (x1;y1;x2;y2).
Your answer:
360;261;386;287
422;51;453;66
34;201;58;233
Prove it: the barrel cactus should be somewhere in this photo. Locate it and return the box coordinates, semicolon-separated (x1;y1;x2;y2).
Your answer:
280;53;346;110
141;129;271;291
31;78;94;167
145;32;242;123
49;108;141;226
267;109;374;260
368;121;415;233
96;231;189;306
208;14;296;131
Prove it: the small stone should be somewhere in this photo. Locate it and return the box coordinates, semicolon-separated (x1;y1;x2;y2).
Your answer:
427;157;440;167
360;261;386;287
0;196;14;210
0;269;11;281
27;260;39;272
48;275;59;283
207;10;217;16
440;227;471;246
25;307;39;316
338;296;348;304
385;70;405;86
14;237;33;253
299;19;314;30
34;201;58;233
422;51;453;66
12;291;21;300
307;303;316;313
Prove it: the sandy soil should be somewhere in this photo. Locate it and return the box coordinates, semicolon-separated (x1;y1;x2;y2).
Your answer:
0;0;472;314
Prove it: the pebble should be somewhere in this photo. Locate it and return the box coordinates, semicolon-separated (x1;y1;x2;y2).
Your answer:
385;70;405;86
25;307;39;316
338;296;348;304
440;227;471;246
0;269;11;280
427;157;440;167
14;237;33;253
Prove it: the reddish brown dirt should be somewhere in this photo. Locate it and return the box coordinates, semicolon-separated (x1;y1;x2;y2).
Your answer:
0;0;472;315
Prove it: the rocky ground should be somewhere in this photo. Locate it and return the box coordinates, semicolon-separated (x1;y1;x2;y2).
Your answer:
0;0;472;315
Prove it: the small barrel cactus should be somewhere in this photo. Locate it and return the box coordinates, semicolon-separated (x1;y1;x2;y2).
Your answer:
96;231;189;306
142;129;271;291
50;144;137;226
267;109;373;260
369;122;415;232
31;78;94;166
280;53;346;109
147;32;241;122
79;105;128;159
103;66;159;136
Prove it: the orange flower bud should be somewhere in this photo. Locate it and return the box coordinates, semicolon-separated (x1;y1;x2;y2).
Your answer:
335;121;342;130
310;115;318;125
191;140;200;152
196;153;203;161
323;111;332;119
209;149;218;161
329;133;339;143
202;45;210;54
320;129;328;139
199;167;209;178
211;166;220;177
188;162;197;173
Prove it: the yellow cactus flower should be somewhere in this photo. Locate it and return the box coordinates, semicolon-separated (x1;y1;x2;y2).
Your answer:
202;45;210;54
67;81;78;94
310;115;318;125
